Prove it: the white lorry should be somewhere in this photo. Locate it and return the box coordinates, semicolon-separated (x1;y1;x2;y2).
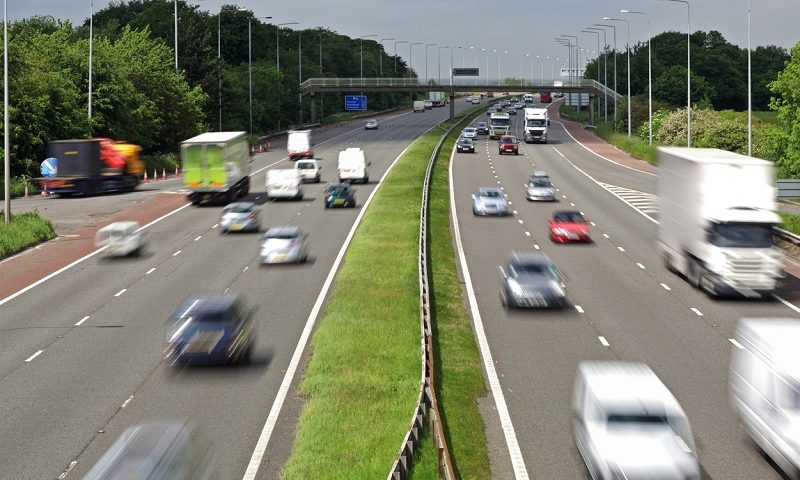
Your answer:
657;147;782;298
266;169;303;200
287;130;313;160
489;112;510;140
337;147;370;184
523;93;534;104
572;361;700;480
523;107;549;143
429;92;447;107
413;100;425;112
730;317;800;478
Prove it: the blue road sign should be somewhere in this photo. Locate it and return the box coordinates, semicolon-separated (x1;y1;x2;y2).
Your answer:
40;157;58;177
344;95;367;111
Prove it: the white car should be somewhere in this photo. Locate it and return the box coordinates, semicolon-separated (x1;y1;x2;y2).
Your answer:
259;226;308;264
95;221;145;257
471;98;480;104
295;159;321;183
365;119;379;130
461;127;478;139
423;100;433;109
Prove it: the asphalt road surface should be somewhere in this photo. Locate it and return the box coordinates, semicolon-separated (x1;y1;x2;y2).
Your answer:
0;101;475;480
451;102;799;479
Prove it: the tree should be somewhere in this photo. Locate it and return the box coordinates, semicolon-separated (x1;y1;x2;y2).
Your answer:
653;65;713;107
770;42;800;178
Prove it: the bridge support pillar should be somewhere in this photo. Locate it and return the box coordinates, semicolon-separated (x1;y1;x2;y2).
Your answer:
309;93;317;124
449;93;455;120
589;95;595;126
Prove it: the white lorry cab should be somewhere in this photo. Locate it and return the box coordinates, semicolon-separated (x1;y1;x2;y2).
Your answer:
489;112;511;139
337;148;370;183
523;107;549;143
657;148;782;298
413;101;425;112
95;221;145;257
730;318;800;478
266;169;303;200
287;130;313;160
523;93;534;104
572;361;700;480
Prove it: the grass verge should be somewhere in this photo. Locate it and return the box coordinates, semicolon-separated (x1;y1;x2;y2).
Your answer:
780;212;800;236
283;103;484;479
0;210;56;259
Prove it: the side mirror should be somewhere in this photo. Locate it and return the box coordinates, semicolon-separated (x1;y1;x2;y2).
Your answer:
547;120;551;126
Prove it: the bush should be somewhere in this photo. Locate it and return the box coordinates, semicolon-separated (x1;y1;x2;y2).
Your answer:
0;209;56;258
0;177;37;200
141;153;179;176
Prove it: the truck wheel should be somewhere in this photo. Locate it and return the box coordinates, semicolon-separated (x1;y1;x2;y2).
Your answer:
688;261;702;288
242;179;250;196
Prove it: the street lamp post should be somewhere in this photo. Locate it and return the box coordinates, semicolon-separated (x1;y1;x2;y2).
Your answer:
605;17;631;137
298;29;303;123
747;0;752;156
394;40;409;74
595;24;618;129
3;0;9;223
498;50;507;83
379;37;394;76
659;0;691;146
248;16;272;136
582;30;601;121
173;0;178;72
481;48;488;85
89;0;93;123
621;9;652;145
410;42;422;79
360;34;377;83
438;45;448;84
276;22;299;72
425;43;436;84
587;27;608;122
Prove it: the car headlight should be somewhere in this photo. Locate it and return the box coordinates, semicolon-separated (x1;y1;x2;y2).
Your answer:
549;280;565;297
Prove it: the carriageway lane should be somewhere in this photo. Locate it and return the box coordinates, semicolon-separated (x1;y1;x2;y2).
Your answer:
451;106;795;478
0;102;472;480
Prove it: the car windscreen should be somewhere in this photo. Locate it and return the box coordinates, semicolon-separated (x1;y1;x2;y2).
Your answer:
463;128;476;133
266;231;298;240
223;204;252;214
297;163;315;169
530;179;552;188
479;190;502;198
510;262;559;280
490;118;510;127
707;222;774;248
328;187;348;196
554;212;585;223
459;138;473;145
606;414;670;427
527;119;546;127
500;137;515;143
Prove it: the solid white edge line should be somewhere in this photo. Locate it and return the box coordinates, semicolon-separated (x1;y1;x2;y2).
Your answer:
728;338;745;349
75;316;90;326
598;336;610;347
120;395;134;409
449;139;530;479
25;350;44;362
774;294;800;315
241;122;434;480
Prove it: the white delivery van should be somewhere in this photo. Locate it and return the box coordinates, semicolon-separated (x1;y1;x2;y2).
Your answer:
572;361;700;480
413;101;425;112
337;148;370;184
287;130;313;160
266;169;303;200
95;221;145;257
295;159;321;183
730;318;800;478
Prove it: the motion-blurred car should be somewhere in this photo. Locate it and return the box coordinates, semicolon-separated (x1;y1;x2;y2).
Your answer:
475;122;489;135
499;252;567;308
295;159;321;183
486;108;496;116
508;107;517;115
95;221;145;257
164;294;255;366
573;361;701;480
471;98;480;104
461;127;478;139
219;202;261;233
82;421;214;480
530;170;549;180
259;226;308;264
457;137;476;153
549;210;591;243
498;135;519;155
365;119;379;130
526;176;556;201
472;187;509;216
514;102;524;109
323;183;356;208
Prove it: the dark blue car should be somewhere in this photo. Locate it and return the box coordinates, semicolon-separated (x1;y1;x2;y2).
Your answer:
164;294;255;366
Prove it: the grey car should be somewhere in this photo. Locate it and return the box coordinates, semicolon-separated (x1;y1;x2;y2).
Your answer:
259;226;308;264
457;137;476;153
461;127;478;139
526;176;556;201
475;122;489;135
472;187;509;216
499;252;567;309
219;202;261;233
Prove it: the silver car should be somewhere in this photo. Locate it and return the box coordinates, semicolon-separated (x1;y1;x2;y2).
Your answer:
472;187;509;216
461;127;478;139
526;177;556;201
499;252;567;309
259;226;308;264
365;119;379;130
219;202;261;233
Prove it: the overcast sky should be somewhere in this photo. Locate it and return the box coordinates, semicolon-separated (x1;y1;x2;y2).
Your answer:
15;0;800;80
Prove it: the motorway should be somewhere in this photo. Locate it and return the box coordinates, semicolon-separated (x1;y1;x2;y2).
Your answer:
451;101;800;478
0;102;471;479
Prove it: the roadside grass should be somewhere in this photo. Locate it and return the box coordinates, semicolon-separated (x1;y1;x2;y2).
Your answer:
283;103;487;479
0;210;56;258
780;212;800;235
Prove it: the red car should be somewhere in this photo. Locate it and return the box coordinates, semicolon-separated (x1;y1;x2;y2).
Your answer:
498;135;519;155
540;92;552;103
548;210;591;243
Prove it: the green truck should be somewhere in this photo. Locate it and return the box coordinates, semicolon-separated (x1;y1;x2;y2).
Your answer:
181;132;251;205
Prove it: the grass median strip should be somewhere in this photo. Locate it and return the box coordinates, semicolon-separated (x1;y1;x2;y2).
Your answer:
0;210;56;259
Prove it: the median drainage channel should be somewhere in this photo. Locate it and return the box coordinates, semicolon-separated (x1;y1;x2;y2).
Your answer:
282;102;490;479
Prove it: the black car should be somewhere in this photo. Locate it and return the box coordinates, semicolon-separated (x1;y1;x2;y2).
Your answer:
499;252;567;309
457;137;476;153
165;294;255;366
324;183;356;208
475;122;489;135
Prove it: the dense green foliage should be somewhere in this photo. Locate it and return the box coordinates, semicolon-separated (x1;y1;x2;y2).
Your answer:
0;210;56;258
770;43;800;178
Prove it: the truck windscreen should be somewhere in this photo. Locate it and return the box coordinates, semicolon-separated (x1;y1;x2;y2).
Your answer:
490;118;510;127
527;119;546;127
707;223;774;248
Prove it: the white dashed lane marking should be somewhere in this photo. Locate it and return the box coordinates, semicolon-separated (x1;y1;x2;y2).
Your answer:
598;336;610;347
75;316;89;326
25;350;44;362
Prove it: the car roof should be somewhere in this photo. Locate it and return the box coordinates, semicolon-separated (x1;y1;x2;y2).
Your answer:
501;135;516;141
328;182;352;190
476;187;504;195
173;294;239;319
577;361;684;414
463;126;476;130
531;170;549;177
98;221;140;232
265;225;301;237
459;137;473;143
224;202;255;210
509;252;553;267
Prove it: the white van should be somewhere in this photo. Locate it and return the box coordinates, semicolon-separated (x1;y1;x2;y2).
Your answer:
572;361;700;480
730;318;800;478
295;159;321;183
266;169;303;200
337;148;370;184
413;101;425;112
287;130;313;160
95;221;145;257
